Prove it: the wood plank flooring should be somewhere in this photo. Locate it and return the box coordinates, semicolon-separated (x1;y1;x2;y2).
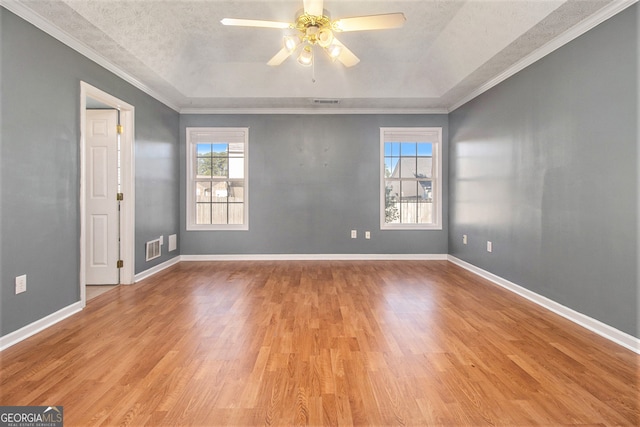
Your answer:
0;260;638;426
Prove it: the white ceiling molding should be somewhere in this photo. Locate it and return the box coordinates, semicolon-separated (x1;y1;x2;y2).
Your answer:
448;0;639;112
0;0;181;112
179;107;450;115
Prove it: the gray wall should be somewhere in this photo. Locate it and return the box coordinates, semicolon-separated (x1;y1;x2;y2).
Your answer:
449;5;638;337
180;114;449;255
0;8;180;336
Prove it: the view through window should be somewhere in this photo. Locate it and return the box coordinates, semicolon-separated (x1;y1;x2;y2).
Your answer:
381;128;442;230
186;128;248;230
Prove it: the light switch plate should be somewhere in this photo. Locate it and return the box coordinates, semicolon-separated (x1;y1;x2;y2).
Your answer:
15;275;26;294
168;234;177;252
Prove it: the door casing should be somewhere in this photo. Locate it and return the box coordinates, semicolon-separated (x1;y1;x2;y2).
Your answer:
80;82;135;305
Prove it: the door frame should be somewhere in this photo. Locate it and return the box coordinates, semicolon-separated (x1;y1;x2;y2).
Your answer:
80;82;135;305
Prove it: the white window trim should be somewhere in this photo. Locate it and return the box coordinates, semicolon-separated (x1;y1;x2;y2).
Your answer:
186;127;249;231
380;127;442;230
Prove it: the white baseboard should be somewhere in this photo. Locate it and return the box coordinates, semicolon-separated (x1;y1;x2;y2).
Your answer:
447;255;640;354
0;301;84;352
134;256;181;282
180;253;449;261
7;255;634;355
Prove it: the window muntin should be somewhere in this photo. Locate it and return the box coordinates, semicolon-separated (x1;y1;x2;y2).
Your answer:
187;128;248;230
381;128;442;230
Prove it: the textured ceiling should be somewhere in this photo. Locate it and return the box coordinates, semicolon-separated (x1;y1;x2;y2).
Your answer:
9;0;618;112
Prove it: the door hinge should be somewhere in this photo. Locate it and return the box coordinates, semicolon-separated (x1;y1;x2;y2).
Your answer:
116;193;124;201
116;124;124;135
117;260;124;269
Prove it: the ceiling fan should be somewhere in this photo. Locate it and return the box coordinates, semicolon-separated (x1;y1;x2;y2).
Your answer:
221;0;405;68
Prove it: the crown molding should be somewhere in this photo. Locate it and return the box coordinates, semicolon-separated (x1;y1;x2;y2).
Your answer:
0;0;181;112
179;107;449;115
448;0;638;112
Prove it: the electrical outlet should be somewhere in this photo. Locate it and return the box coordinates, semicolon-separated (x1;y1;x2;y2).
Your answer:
487;241;493;252
463;234;468;245
15;275;26;294
365;231;371;240
351;230;357;239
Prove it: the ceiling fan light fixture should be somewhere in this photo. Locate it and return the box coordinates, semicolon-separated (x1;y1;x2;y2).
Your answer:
317;27;333;47
221;2;405;68
305;25;319;38
297;45;313;66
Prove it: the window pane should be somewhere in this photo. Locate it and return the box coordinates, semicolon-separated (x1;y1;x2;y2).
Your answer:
229;181;244;202
419;180;432;201
212;203;228;224
384;181;400;224
400;158;417;178
400;200;417;224
228;203;244;225
197;144;212;156
417;143;432;156
400;142;416;156
196;182;211;202
197;158;212;178
211;158;228;178
212;143;227;156
417;201;433;224
387;142;400;156
400;181;418;201
212;181;228;201
385;180;400;199
384;157;398;177
229;158;244;179
417;157;432;178
196;203;211;225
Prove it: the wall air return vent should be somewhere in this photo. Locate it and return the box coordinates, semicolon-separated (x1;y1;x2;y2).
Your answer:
145;238;161;261
312;98;340;105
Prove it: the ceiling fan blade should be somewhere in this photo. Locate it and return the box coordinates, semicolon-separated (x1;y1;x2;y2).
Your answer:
267;47;293;66
220;18;291;29
333;13;406;32
331;38;360;67
303;0;324;16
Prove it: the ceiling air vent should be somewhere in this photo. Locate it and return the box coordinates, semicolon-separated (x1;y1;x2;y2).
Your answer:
312;98;340;105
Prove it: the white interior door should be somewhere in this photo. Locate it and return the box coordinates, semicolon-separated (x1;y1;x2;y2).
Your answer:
85;109;119;285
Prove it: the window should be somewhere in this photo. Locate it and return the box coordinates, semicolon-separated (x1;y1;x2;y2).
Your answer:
380;127;442;230
186;127;248;230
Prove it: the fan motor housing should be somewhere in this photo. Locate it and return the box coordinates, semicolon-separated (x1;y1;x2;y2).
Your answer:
294;10;333;44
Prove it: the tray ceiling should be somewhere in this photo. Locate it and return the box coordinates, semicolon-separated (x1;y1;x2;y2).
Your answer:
5;0;624;112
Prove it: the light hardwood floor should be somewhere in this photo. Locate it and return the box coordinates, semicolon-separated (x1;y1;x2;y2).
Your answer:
86;285;119;301
0;261;638;426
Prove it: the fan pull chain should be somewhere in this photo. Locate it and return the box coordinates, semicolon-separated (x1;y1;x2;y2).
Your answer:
311;49;316;83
